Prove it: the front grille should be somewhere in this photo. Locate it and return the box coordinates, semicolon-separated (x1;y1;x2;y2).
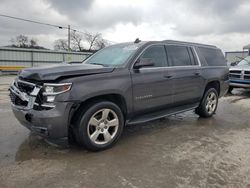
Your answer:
244;75;250;80
229;70;242;80
15;81;35;94
229;74;241;79
230;70;241;74
35;90;44;104
229;70;250;81
9;90;16;104
10;90;28;107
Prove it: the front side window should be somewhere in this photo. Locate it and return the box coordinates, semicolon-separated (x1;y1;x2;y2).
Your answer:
166;46;192;66
140;45;167;67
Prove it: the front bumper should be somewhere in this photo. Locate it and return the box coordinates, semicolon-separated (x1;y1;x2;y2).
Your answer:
12;102;73;138
229;80;250;89
9;79;74;139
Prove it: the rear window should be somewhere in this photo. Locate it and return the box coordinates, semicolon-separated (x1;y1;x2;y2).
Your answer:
166;46;193;66
198;47;226;66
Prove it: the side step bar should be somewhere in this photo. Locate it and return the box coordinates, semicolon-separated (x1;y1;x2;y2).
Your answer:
127;103;199;125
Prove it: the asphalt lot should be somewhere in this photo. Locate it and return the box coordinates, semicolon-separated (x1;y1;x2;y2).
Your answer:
0;75;250;188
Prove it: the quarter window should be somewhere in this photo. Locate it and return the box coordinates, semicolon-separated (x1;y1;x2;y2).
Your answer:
166;46;192;66
140;45;167;67
198;47;226;66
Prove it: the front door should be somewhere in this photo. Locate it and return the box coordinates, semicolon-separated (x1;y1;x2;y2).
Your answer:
131;45;174;113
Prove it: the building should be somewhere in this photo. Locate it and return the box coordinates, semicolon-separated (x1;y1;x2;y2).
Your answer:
0;47;92;72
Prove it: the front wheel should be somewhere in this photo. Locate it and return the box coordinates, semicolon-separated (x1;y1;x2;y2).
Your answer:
75;101;124;151
195;88;218;118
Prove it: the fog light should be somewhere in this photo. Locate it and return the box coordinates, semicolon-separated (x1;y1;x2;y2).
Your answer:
46;96;55;102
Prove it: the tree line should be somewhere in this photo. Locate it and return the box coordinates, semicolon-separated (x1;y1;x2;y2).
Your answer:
9;32;109;52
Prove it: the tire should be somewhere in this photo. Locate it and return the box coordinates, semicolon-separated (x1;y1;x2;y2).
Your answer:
74;101;124;151
195;88;218;118
228;86;234;93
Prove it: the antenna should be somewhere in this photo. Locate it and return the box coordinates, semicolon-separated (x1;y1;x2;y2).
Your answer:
134;38;141;44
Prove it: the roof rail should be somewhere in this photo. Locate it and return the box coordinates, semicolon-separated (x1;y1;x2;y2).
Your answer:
162;40;217;49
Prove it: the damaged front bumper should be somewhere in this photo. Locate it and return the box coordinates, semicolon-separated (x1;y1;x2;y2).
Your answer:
9;79;73;139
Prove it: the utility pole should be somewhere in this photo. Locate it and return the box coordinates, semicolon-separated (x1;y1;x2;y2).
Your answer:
68;24;70;51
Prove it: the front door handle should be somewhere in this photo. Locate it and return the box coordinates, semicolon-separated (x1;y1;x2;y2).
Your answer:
194;72;200;76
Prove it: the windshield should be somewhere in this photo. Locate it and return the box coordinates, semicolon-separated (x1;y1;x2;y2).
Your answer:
84;43;140;67
238;56;250;66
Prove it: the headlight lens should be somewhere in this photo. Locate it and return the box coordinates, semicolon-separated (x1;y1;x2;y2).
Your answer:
43;83;72;96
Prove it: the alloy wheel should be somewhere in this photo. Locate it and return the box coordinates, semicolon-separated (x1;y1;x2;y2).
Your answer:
87;108;119;145
205;91;217;114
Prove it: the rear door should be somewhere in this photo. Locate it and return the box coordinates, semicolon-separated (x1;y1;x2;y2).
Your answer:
165;45;205;106
131;45;173;113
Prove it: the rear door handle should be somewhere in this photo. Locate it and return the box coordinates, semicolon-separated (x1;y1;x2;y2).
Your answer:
164;75;172;79
194;72;200;76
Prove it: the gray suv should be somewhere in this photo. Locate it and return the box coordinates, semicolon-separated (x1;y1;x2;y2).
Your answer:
9;40;229;151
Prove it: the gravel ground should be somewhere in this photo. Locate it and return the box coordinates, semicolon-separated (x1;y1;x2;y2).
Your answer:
0;75;250;188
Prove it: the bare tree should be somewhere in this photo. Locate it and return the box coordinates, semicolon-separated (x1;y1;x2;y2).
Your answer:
84;32;103;51
10;35;43;49
54;39;68;51
54;32;108;51
11;35;29;47
29;38;38;47
95;38;109;50
70;31;84;51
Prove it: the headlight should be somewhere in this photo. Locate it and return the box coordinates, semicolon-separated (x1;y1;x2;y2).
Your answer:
43;83;72;98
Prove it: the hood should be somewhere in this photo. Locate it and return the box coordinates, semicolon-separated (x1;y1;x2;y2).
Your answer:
230;64;250;71
19;64;115;81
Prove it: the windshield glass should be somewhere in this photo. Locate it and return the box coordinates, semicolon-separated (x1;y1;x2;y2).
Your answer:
238;56;250;66
84;43;140;67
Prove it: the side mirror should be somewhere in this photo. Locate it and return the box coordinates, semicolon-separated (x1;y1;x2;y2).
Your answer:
134;58;155;69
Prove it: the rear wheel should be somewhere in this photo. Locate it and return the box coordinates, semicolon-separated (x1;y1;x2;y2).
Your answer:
195;88;218;118
75;101;124;151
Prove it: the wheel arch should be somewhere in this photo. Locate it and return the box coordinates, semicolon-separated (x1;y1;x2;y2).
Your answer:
70;93;128;127
204;80;220;96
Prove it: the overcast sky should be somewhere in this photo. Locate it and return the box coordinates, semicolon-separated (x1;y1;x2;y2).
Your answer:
0;0;250;51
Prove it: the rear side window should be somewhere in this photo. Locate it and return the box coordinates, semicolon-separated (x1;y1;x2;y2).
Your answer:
166;46;193;66
140;45;167;67
198;47;226;66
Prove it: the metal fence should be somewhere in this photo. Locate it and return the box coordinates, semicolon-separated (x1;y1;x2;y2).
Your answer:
0;47;92;68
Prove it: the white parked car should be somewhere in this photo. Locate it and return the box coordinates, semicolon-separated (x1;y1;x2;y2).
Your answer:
229;56;250;92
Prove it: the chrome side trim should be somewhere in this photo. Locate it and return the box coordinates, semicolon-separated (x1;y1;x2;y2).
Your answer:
34;102;55;108
131;43;201;70
192;46;202;66
42;83;72;96
44;83;72;87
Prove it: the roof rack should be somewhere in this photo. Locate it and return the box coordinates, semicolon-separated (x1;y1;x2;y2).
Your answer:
162;40;217;49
